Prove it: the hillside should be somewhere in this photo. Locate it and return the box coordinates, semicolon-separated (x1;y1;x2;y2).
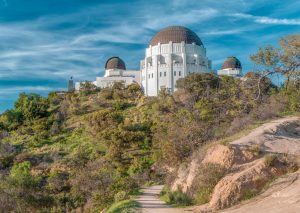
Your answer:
169;117;300;212
0;71;299;212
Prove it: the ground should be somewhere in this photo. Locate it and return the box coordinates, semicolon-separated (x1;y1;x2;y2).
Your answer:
221;171;300;213
136;185;192;213
136;116;300;213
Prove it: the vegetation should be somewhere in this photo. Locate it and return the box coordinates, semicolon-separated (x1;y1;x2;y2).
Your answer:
160;188;193;207
264;154;279;167
106;199;140;213
0;35;299;212
192;163;226;204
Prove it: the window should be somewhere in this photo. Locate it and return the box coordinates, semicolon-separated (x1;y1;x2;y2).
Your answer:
160;72;162;77
164;72;166;77
174;71;176;76
148;74;150;79
152;73;153;78
179;71;181;76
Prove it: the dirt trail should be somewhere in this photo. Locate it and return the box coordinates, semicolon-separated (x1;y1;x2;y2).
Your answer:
136;185;191;213
230;116;300;154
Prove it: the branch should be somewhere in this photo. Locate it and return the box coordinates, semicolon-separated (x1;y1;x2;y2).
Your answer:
254;70;277;101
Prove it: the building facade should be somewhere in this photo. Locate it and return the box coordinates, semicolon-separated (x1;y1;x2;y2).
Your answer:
74;26;243;94
217;56;242;77
75;57;140;91
140;26;212;96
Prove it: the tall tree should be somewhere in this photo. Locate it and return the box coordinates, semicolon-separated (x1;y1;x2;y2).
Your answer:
250;34;300;99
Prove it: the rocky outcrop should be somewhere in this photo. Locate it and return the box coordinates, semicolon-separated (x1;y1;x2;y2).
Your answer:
170;117;300;211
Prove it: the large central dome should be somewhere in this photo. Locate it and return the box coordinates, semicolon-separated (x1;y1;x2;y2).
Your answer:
149;26;203;46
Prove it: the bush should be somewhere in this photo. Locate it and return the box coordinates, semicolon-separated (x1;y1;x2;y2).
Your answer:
107;199;139;213
114;191;127;202
160;188;193;206
264;154;278;167
249;144;261;155
192;163;226;204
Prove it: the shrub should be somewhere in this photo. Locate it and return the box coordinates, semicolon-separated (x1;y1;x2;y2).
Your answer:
107;199;139;213
241;190;256;200
114;191;127;202
192;163;226;205
249;144;261;155
264;154;278;167
160;188;193;206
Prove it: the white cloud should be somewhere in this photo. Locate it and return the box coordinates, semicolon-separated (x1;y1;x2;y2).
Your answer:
233;13;300;25
144;8;219;29
203;29;245;36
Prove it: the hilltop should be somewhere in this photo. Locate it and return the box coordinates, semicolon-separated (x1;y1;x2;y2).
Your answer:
0;70;299;212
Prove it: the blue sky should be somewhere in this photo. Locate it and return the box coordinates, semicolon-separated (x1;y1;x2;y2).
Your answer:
0;0;299;112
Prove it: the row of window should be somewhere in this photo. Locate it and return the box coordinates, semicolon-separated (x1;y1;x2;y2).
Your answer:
147;71;182;79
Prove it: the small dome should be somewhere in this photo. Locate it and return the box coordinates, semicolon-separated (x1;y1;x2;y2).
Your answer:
222;56;242;69
105;57;126;70
149;26;203;46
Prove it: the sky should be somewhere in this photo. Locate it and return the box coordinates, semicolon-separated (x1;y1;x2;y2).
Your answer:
0;0;299;112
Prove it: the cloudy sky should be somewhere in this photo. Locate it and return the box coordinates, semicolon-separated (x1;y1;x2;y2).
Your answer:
0;0;299;112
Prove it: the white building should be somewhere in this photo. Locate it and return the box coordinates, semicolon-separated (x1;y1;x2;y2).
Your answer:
140;26;212;96
75;57;140;91
74;26;243;94
217;56;242;77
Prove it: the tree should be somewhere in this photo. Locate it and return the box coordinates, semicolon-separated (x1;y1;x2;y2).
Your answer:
15;93;49;121
80;81;97;95
250;34;300;99
176;73;219;101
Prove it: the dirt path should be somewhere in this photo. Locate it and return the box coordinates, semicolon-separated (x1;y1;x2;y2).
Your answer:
136;185;191;213
230;116;300;155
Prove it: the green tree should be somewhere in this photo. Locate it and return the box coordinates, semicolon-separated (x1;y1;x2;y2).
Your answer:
250;34;300;98
15;93;49;121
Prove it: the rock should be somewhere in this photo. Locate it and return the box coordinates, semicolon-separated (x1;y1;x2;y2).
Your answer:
170;117;300;212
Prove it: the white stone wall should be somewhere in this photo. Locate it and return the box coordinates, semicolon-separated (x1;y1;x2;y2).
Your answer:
96;76;134;88
123;70;141;85
141;42;211;96
217;68;241;77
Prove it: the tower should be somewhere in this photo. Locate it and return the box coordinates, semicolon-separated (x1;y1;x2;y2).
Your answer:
68;77;74;92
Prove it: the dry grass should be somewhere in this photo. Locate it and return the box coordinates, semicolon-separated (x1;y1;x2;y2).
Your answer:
218;122;263;146
264;154;279;167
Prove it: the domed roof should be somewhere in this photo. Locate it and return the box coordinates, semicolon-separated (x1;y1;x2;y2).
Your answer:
222;56;242;69
105;57;126;70
149;26;203;46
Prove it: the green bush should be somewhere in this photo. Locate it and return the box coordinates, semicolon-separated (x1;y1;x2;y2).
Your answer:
114;191;127;202
107;199;139;213
193;163;226;205
264;154;278;167
160;188;193;206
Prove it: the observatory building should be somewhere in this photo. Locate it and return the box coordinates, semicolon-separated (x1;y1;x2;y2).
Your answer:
75;57;140;90
140;26;212;96
75;26;243;95
218;56;242;77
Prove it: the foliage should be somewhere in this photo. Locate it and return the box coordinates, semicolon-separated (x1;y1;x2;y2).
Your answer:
0;34;299;212
192;163;226;204
264;154;279;167
250;34;300;98
15;93;49;122
106;199;139;213
160;188;193;207
79;81;98;95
